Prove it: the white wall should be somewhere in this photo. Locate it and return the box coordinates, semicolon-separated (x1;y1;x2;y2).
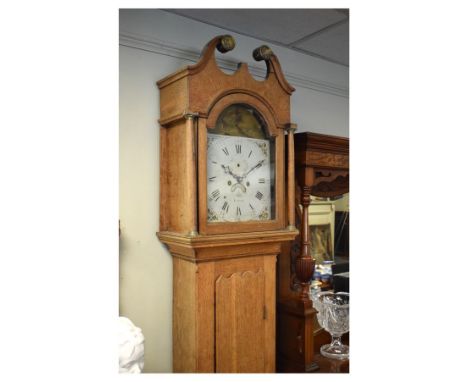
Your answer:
119;9;349;373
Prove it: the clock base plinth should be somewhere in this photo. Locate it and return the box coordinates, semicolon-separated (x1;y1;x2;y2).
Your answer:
159;229;298;373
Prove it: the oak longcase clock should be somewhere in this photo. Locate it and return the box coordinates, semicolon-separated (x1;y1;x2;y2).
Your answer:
157;35;298;373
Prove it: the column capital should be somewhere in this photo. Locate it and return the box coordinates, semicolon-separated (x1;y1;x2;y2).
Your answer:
285;123;297;132
184;111;199;120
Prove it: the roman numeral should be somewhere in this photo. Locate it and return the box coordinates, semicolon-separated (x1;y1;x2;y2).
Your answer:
222;201;229;213
248;150;252;158
255;191;263;200
211;190;220;199
236;206;242;216
249;203;255;211
258;178;265;184
209;176;216;182
235;144;242;154
222;147;229;156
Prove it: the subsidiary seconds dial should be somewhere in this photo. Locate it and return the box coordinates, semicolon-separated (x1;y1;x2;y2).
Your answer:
207;133;272;222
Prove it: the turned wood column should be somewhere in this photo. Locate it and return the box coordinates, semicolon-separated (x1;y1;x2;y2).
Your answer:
286;123;297;231
185;112;198;237
295;185;316;302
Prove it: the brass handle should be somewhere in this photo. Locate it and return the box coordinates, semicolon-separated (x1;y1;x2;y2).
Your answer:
297;334;303;354
297;322;304;354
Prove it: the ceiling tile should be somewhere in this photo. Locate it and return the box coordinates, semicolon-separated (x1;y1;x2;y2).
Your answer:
293;20;349;65
167;9;347;45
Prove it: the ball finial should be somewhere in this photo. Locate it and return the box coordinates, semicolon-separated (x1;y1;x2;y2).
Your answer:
216;35;236;53
253;45;273;61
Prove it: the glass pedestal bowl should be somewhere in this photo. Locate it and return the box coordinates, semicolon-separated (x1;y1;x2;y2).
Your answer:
312;291;349;360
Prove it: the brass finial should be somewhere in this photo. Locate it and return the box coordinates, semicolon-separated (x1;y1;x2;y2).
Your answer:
216;35;236;53
253;45;273;61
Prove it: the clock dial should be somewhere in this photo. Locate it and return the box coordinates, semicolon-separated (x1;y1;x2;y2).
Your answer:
207;133;273;222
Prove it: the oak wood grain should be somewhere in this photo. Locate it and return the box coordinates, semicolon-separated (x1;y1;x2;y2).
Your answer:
172;257;197;372
157;35;297;373
216;270;266;372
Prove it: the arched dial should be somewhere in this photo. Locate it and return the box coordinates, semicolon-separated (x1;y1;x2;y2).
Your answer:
207;133;272;222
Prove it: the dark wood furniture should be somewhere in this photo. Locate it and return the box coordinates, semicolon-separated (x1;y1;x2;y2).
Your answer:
335;211;349;257
277;132;349;373
156;35;298;372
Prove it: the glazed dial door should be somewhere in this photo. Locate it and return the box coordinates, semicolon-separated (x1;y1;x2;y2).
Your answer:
206;104;275;223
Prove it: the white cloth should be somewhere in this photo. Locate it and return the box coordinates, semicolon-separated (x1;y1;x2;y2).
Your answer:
118;316;144;373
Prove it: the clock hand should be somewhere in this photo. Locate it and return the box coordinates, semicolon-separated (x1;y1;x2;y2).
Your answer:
242;159;265;179
221;164;248;193
221;164;243;184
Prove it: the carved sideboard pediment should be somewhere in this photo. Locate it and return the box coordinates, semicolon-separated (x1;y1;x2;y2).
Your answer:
294;132;349;197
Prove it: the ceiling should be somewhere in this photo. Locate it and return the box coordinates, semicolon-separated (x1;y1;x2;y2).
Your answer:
164;9;349;66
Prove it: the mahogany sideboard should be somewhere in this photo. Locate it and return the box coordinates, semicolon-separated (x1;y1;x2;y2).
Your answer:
277;131;349;372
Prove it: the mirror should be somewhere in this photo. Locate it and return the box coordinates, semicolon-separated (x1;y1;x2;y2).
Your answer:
308;193;349;265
